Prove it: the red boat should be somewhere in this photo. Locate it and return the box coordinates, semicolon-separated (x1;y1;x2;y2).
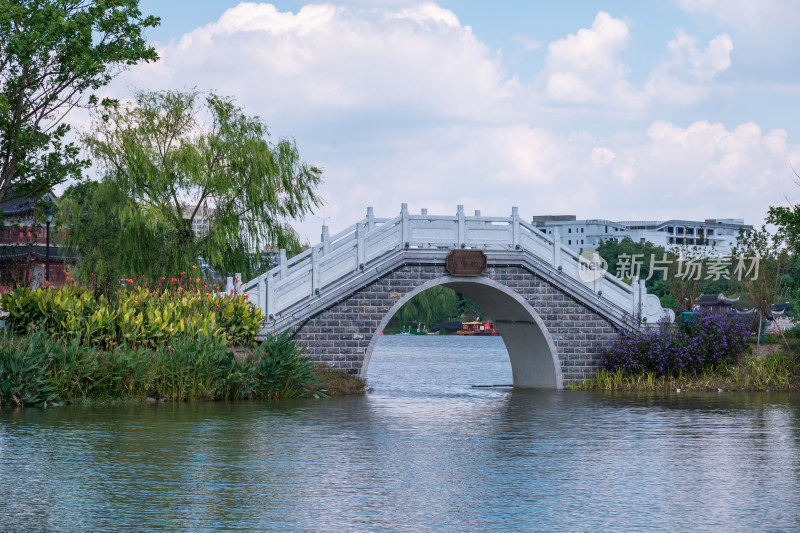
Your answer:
456;321;499;336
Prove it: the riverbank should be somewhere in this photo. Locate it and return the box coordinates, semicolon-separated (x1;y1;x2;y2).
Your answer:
572;345;800;393
0;331;365;407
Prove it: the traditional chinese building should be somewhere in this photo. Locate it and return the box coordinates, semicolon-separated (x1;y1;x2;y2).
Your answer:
695;293;740;314
0;189;72;290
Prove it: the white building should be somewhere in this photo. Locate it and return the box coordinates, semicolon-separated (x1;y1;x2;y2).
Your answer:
182;203;214;238
531;215;752;255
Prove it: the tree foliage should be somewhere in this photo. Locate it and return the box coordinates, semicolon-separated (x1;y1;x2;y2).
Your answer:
732;226;793;343
58;180;181;293
595;237;740;312
0;0;159;203
391;286;459;328
388;286;488;330
78;89;323;279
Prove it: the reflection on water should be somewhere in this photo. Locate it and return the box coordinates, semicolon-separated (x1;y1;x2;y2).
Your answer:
1;336;799;531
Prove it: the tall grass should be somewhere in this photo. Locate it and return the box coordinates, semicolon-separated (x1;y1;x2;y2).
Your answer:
0;331;328;407
574;349;800;392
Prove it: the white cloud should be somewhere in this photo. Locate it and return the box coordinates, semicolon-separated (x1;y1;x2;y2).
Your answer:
675;0;800;33
536;12;643;106
591;147;616;166
293;119;797;240
98;3;797;241
645;30;732;105
675;0;800;81
130;2;514;122
512;34;544;52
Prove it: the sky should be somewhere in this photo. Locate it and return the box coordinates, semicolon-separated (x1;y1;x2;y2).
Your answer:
91;0;800;242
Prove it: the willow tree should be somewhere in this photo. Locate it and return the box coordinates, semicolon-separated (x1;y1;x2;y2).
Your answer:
59;180;186;294
82;89;323;278
391;286;461;329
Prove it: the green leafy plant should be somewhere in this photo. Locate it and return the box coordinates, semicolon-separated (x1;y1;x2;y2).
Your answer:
0;284;261;349
254;332;324;399
0;332;57;406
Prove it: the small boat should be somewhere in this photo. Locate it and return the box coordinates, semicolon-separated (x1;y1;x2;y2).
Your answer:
456;321;499;336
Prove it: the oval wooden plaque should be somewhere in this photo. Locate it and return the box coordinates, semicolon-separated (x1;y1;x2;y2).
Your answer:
445;250;488;277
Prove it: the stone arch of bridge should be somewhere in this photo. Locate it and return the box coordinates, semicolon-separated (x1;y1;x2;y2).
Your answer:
363;275;564;389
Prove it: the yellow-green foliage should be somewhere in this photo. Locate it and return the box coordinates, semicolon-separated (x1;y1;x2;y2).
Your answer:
1;285;262;348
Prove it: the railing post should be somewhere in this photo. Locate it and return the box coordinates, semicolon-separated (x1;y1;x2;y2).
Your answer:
421;208;427;215
457;204;465;248
278;249;287;280
511;206;520;249
474;210;481;216
266;273;275;318
356;225;365;270
552;227;562;269
312;246;320;296
321;224;330;255
259;277;267;318
226;276;233;294
639;279;647;324
235;273;242;294
401;203;409;248
631;275;639;317
366;206;375;232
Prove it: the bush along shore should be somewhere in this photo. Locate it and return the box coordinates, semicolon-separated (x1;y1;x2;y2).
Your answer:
573;309;800;393
0;285;365;407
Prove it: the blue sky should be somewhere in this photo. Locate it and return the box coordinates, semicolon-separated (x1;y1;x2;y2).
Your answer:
101;0;800;240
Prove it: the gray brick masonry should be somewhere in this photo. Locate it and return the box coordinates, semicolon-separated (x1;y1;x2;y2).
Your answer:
290;265;617;387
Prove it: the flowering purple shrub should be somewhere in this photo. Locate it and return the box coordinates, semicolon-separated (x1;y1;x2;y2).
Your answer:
599;309;754;376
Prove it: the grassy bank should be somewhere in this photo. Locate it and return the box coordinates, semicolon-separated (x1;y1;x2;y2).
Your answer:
0;285;365;407
0;331;365;407
573;346;800;393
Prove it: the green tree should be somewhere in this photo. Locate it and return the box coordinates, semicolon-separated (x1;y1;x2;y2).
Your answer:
595;236;738;311
82;89;323;279
769;191;800;316
0;0;159;202
391;286;460;329
732;225;792;345
58;180;182;294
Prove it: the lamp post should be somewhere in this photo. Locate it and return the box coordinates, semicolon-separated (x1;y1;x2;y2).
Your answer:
45;212;53;284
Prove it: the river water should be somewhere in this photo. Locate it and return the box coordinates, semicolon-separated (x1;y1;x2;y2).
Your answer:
1;336;799;532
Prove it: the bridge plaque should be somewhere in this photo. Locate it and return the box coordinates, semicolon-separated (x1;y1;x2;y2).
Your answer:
445;250;488;277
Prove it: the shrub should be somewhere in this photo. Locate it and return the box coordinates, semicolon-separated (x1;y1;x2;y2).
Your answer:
599;309;753;377
0;285;262;348
253;332;324;399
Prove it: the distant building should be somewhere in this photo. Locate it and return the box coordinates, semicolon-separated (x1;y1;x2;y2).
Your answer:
531;215;752;255
0;189;73;289
183;203;214;238
695;293;740;314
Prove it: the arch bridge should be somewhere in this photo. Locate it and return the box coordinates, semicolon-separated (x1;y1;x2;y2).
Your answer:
237;205;674;389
